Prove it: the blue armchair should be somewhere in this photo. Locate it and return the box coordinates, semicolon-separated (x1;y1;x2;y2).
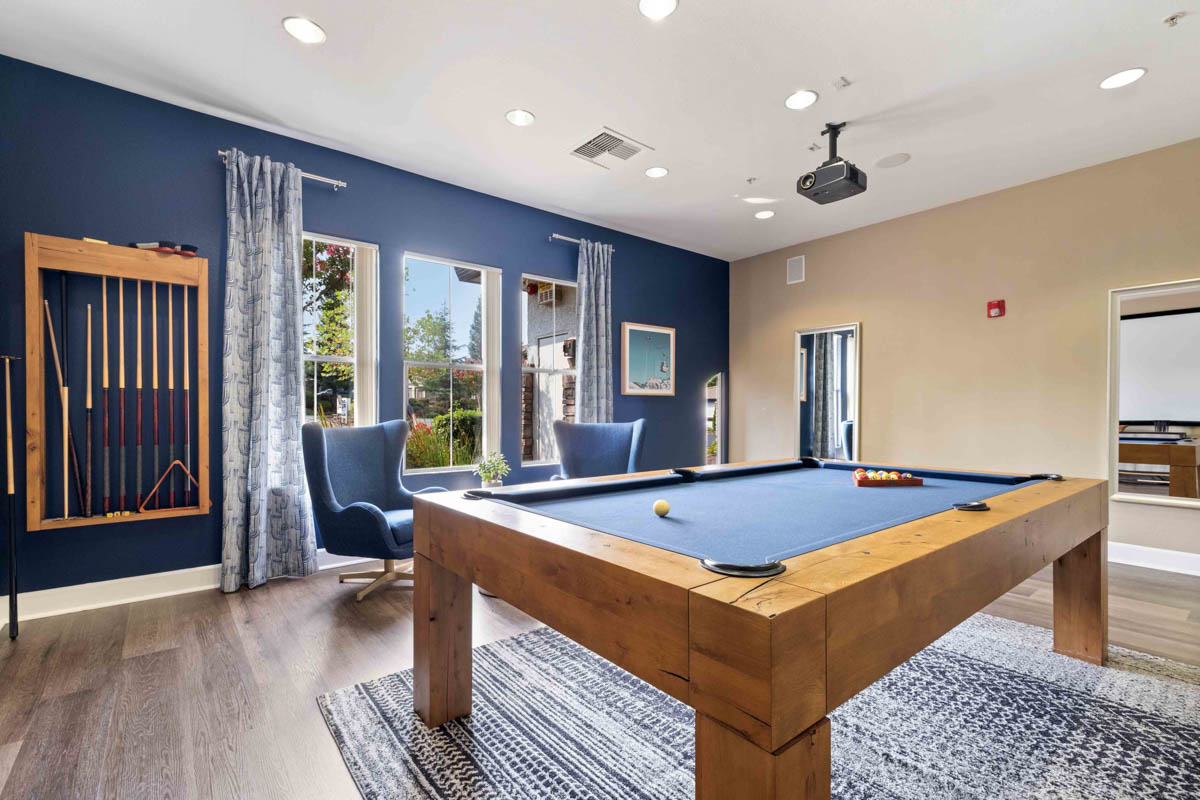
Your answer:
301;420;445;601
552;419;646;479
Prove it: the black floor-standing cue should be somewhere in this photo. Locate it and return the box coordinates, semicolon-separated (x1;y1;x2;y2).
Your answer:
4;355;19;639
118;278;126;512
135;281;143;511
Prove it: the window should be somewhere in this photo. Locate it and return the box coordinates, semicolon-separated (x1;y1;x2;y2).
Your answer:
403;253;500;471
520;275;578;463
302;233;378;427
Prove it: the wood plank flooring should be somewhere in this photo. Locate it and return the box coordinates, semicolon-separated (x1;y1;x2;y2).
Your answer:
0;561;1196;799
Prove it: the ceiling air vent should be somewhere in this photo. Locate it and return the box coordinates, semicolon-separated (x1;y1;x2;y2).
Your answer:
787;255;805;285
571;127;653;170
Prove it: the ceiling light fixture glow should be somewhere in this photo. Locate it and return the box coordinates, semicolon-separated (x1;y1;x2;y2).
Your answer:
876;153;911;169
1099;68;1146;89
754;210;775;220
644;166;669;178
505;109;536;127
282;17;327;44
784;89;819;110
742;196;776;204
638;0;678;21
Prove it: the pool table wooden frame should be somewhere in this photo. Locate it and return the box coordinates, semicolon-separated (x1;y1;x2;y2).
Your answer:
412;461;1108;800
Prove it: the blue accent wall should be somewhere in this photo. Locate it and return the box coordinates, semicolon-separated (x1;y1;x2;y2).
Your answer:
0;55;729;593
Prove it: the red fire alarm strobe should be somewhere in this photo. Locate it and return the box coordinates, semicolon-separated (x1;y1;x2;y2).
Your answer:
987;299;1006;318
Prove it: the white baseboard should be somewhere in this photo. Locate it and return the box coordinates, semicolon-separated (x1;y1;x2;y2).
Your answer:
1108;541;1200;577
0;549;378;628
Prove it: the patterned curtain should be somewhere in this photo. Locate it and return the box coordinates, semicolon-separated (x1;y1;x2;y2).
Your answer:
810;333;839;459
576;239;614;423
220;149;317;591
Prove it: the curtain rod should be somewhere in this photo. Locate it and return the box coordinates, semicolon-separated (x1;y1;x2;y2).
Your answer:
217;150;347;191
549;233;614;251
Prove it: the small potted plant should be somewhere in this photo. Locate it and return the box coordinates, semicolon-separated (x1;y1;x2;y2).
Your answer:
474;451;510;488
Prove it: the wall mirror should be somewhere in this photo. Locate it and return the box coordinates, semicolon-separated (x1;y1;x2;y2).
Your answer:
794;323;860;461
1108;278;1200;509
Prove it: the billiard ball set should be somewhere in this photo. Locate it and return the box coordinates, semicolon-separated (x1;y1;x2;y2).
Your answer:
853;468;924;487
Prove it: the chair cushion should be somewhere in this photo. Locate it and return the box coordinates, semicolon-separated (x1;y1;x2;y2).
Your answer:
382;509;415;547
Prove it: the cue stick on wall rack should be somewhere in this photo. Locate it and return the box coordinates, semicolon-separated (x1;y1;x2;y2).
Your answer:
135;281;143;510
183;286;190;506
4;355;19;639
102;277;110;514
152;282;159;509
85;304;93;517
59;273;85;515
42;301;70;519
168;286;175;507
118;278;126;512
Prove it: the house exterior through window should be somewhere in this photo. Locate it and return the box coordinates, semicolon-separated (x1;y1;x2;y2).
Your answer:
403;253;500;472
521;275;578;464
302;233;378;427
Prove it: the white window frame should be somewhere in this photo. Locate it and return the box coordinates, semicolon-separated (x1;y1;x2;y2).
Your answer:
521;272;579;466
301;232;379;427
402;252;501;474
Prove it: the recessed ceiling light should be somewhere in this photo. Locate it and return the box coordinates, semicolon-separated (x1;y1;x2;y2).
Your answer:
1099;68;1146;90
754;210;775;220
876;153;911;169
784;90;819;110
505;109;536;127
742;196;777;204
638;0;678;20
282;17;327;44
644;166;669;178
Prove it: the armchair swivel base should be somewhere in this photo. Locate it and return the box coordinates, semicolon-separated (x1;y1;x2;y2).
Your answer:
339;558;415;602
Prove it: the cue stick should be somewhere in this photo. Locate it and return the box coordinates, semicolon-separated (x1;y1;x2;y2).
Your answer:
118;278;126;512
135;281;143;511
152;282;159;509
102;277;110;514
183;286;190;506
168;286;175;508
4;356;18;639
42;301;70;518
85;304;93;517
60;273;84;515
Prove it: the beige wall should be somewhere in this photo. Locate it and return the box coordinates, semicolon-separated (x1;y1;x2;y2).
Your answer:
730;138;1200;554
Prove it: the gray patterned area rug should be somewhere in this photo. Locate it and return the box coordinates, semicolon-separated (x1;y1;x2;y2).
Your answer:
317;615;1200;800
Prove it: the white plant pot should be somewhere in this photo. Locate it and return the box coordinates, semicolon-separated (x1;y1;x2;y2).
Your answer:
482;479;503;489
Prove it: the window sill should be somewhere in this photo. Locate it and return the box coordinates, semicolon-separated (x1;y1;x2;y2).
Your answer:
405;465;479;476
521;460;561;469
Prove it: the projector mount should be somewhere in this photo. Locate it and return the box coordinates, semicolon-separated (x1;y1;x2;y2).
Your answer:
821;122;847;164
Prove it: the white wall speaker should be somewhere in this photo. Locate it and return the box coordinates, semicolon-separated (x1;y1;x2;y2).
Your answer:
786;255;805;285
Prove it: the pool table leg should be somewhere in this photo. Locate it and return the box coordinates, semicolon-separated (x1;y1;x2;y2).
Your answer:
695;713;831;800
1052;528;1108;666
413;553;474;728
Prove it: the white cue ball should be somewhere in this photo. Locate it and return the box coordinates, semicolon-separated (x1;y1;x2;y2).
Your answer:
653;499;670;517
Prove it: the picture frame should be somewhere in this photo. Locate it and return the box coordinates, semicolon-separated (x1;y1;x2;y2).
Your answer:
797;347;808;402
621;322;675;396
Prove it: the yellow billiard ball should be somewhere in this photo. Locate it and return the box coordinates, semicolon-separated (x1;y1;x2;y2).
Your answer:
653;499;670;517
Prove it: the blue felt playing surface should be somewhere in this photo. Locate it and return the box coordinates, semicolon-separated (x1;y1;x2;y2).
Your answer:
483;462;1041;567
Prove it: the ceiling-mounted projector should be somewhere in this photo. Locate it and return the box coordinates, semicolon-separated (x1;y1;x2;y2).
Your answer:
797;122;867;204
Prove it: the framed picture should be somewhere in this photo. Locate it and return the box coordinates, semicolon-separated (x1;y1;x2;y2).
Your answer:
797;347;808;402
621;322;675;396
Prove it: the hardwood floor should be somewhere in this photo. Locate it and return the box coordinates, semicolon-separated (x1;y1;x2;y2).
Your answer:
0;561;1196;798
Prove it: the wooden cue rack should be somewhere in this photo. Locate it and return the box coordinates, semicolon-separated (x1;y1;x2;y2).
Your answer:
24;233;211;530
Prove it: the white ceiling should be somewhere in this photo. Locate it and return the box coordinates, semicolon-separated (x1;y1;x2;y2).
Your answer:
3;1;1197;261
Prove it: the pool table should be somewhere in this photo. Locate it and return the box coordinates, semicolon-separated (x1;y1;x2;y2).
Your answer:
413;459;1108;800
1117;437;1200;498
